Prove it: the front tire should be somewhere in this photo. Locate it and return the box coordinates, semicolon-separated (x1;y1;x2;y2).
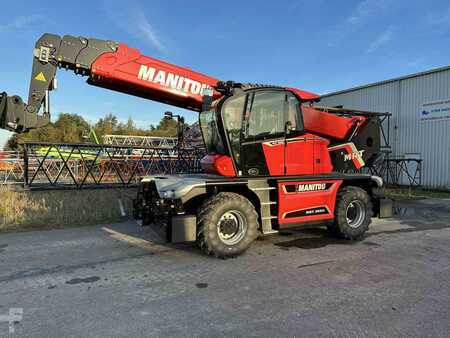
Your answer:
328;186;373;240
196;192;259;258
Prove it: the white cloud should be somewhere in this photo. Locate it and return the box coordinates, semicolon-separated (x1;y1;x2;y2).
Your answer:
133;11;167;54
0;15;42;33
103;2;167;54
326;0;392;47
347;0;389;25
366;28;392;53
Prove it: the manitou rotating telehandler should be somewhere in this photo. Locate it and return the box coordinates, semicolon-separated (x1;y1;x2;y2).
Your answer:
0;33;391;258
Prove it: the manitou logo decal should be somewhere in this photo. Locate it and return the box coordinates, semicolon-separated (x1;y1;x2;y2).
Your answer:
137;65;212;95
297;183;326;192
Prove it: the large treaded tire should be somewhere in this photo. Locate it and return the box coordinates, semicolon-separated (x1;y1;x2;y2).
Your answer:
328;186;373;240
196;192;259;258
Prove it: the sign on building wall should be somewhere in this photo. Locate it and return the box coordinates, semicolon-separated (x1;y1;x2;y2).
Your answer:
420;99;450;121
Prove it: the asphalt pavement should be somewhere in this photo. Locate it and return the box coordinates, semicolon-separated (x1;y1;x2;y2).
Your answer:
0;198;450;337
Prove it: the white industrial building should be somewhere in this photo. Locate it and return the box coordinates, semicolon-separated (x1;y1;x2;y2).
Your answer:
320;66;450;189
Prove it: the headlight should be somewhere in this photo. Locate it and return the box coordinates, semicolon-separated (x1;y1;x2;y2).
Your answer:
162;190;175;198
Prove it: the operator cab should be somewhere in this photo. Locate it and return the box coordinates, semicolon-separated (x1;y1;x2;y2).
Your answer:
199;88;333;177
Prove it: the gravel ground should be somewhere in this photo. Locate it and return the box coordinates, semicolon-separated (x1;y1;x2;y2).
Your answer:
0;198;449;337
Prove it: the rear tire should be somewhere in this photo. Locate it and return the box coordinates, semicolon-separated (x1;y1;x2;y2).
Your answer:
196;192;259;258
328;186;372;240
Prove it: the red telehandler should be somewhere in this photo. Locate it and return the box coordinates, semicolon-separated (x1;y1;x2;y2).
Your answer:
0;33;391;258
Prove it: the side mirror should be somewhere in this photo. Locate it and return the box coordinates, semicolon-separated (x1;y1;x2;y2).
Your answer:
202;88;213;111
285;121;292;135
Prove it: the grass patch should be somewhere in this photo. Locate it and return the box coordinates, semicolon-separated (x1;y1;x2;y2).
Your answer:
381;186;450;200
0;186;137;232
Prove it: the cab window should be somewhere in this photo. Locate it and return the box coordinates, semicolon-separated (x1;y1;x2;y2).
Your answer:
286;92;304;132
199;106;225;154
222;95;245;162
245;91;285;140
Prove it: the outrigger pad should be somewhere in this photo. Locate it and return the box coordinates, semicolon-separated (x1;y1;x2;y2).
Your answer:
170;215;197;243
378;197;393;218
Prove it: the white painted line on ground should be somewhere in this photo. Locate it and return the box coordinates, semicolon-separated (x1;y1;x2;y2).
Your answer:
101;227;169;253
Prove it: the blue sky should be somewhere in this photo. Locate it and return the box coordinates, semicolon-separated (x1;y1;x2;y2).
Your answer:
1;0;449;147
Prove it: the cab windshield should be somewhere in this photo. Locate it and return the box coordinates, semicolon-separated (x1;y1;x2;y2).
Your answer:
199;107;225;154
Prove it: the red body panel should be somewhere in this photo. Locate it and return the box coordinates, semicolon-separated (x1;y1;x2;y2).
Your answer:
302;105;366;140
286;87;321;102
314;138;333;174
200;154;236;177
262;134;333;176
261;139;285;175
278;180;343;224
90;44;221;111
284;135;315;175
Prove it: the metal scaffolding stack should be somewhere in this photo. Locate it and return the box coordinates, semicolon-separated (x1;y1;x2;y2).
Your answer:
102;135;178;148
21;142;205;188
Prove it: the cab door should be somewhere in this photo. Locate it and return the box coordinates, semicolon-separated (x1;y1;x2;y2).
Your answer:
239;90;287;176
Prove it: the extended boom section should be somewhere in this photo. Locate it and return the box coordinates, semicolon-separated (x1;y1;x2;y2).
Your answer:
1;34;119;132
0;33;221;132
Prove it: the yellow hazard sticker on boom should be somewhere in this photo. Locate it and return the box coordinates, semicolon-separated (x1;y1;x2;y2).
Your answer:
34;72;46;82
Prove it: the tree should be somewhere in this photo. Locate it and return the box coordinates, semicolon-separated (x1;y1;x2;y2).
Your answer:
5;113;90;150
54;113;90;143
93;113;118;139
5;112;186;150
149;116;178;137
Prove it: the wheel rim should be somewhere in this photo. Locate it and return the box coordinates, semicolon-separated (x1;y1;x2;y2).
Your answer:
217;210;247;245
346;200;366;229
